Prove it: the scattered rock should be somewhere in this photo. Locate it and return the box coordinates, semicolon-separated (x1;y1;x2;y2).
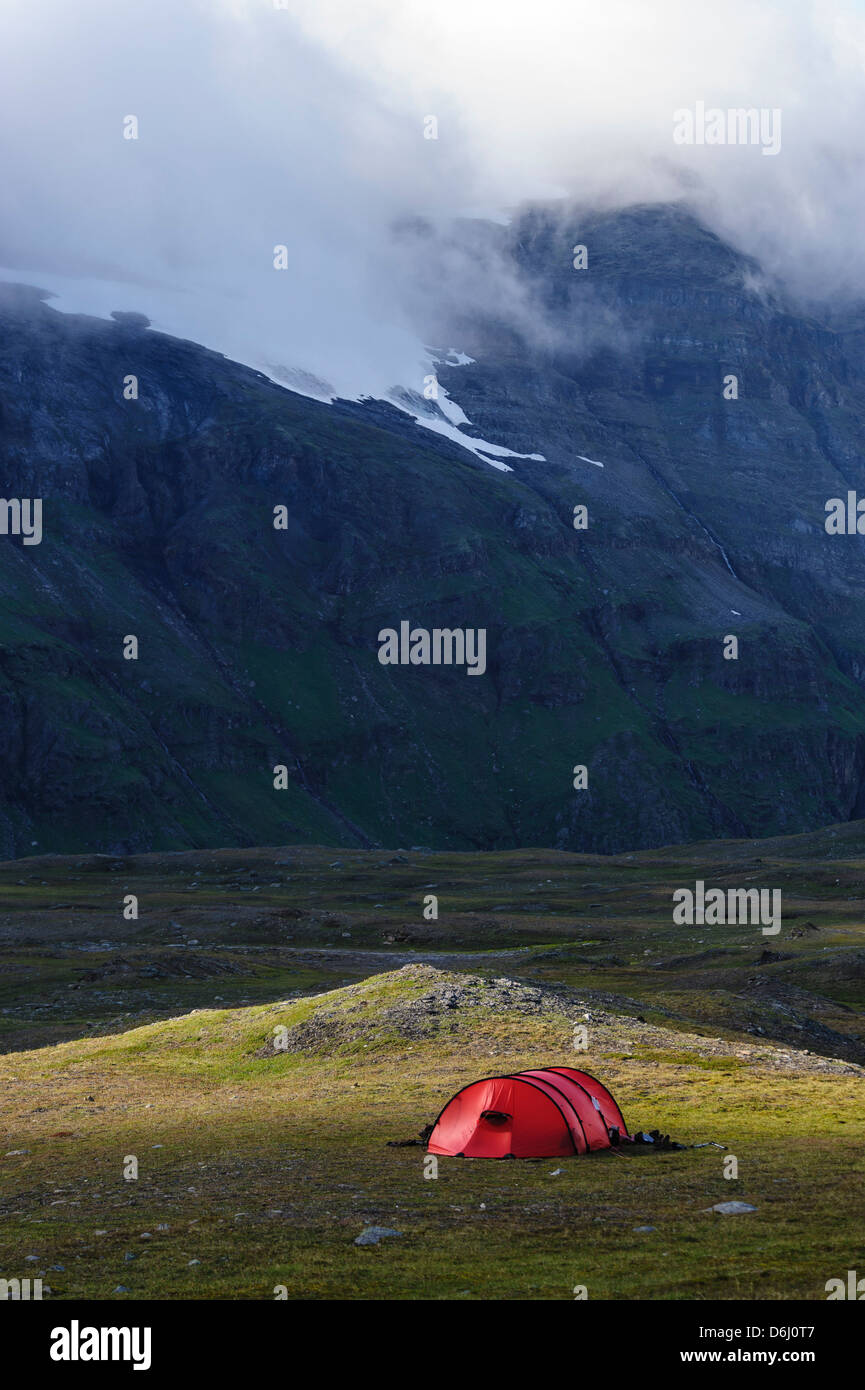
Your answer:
241;964;862;1073
354;1226;403;1246
110;310;150;329
263;965;575;1055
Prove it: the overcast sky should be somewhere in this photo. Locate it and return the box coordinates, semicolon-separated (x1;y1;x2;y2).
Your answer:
1;0;864;403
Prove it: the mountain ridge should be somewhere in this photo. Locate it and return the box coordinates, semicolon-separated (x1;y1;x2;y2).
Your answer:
2;204;865;855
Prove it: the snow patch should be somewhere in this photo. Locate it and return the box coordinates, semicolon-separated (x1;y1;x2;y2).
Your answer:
0;271;544;472
385;389;545;471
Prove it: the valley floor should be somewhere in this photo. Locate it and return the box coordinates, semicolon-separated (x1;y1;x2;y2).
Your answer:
1;826;863;1300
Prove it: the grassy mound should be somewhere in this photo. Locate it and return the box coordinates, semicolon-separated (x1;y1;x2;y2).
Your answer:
1;965;863;1300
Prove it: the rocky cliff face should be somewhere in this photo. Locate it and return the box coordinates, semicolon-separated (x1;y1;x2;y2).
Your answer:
2;203;865;856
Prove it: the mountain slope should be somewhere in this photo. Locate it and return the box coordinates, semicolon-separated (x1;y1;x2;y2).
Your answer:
2;204;865;855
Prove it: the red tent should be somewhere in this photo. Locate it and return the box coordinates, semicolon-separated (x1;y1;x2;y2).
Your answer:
427;1067;628;1158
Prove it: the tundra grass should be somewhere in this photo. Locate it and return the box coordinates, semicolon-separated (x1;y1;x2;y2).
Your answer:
0;976;862;1302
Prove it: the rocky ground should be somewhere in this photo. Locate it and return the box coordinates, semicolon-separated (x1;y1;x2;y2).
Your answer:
263;963;862;1078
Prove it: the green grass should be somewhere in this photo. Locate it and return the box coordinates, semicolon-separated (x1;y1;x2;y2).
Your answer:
1;828;864;1058
0;826;863;1300
0;966;863;1300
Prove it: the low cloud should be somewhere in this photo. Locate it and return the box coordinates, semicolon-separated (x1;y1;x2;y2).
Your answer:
1;0;863;404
